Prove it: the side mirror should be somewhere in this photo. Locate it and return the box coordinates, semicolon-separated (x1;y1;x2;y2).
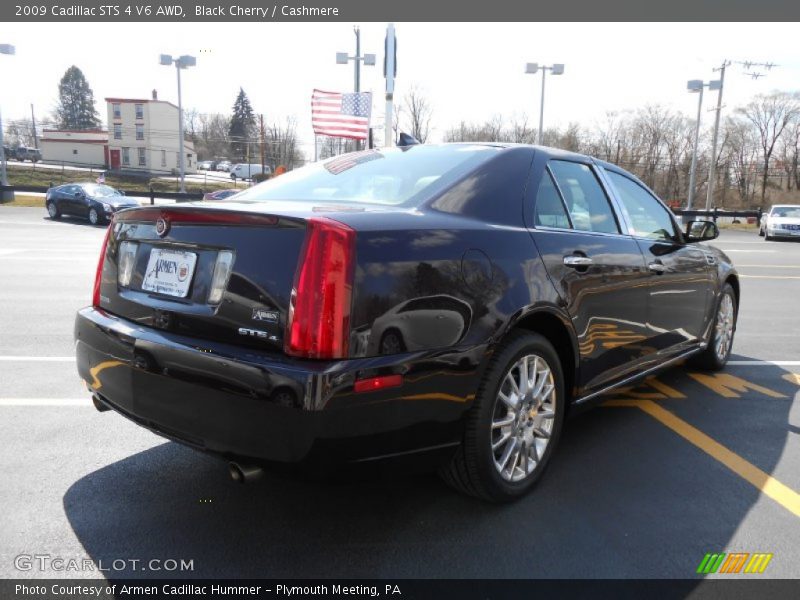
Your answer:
74;191;83;199
119;190;126;196
685;220;719;243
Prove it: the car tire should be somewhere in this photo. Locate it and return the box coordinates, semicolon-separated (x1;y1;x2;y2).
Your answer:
46;202;61;220
88;208;103;226
439;330;566;502
379;330;406;355
690;283;737;371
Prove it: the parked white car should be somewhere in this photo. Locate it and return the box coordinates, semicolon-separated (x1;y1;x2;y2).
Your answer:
230;163;271;181
760;205;800;241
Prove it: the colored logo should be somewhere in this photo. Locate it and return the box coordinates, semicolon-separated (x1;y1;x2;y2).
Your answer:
177;263;189;282
696;552;773;575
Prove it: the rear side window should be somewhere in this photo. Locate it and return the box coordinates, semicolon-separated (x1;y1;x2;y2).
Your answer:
549;161;619;234
605;171;678;241
534;170;571;229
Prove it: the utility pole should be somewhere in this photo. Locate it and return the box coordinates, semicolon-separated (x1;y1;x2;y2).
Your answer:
30;104;38;149
259;114;266;174
705;60;729;210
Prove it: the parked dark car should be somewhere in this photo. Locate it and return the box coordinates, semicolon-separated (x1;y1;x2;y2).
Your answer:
74;144;739;501
47;182;139;225
14;146;41;162
202;189;239;201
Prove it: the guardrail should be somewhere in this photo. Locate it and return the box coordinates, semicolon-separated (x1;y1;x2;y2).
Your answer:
0;184;204;204
673;207;764;225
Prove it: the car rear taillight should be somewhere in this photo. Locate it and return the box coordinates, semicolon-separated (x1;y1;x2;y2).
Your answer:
285;217;356;359
92;225;112;307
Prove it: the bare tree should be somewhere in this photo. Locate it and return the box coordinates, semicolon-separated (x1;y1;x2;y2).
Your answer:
737;91;800;202
401;86;433;143
264;116;305;169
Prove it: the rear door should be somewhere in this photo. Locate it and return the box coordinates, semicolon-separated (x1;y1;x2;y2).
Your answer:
526;159;651;394
601;168;714;355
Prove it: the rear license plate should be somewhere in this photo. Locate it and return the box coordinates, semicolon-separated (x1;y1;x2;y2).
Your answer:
141;248;198;298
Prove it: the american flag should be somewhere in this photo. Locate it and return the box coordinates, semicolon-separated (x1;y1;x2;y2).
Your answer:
311;89;372;140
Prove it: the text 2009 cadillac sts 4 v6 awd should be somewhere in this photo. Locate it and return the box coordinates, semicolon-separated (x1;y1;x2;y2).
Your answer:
74;144;738;502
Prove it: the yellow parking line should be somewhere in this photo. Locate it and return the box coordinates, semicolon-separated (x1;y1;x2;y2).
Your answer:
88;360;124;390
739;275;800;280
782;373;800;386
604;399;800;518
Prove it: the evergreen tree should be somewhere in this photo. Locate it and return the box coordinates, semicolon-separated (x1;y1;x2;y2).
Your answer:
54;66;101;130
228;88;256;161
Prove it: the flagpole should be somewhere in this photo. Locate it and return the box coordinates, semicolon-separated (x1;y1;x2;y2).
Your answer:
314;135;318;163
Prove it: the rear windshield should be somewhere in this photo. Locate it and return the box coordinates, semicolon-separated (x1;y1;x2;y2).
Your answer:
231;145;501;207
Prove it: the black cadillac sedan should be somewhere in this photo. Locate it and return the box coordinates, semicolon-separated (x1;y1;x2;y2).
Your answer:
47;182;139;225
74;144;738;501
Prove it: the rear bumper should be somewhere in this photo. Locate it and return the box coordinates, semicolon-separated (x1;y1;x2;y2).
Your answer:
74;307;486;466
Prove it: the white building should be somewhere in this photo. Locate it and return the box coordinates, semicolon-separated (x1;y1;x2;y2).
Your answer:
39;129;108;168
105;91;195;174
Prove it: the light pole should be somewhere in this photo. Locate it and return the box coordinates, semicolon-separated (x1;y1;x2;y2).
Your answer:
686;79;721;210
337;26;375;149
525;63;564;145
159;53;196;193
0;43;16;198
705;60;729;210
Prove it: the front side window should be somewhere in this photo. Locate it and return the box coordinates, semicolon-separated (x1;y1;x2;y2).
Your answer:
135;104;144;119
549;161;619;234
135;124;144;140
137;147;146;166
605;170;677;241
121;147;130;166
112;103;121;119
533;169;571;229
113;124;122;140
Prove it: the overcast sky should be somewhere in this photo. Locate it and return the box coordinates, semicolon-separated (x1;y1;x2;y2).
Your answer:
2;22;799;154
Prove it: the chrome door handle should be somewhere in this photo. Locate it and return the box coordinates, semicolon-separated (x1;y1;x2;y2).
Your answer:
563;256;593;267
648;262;667;274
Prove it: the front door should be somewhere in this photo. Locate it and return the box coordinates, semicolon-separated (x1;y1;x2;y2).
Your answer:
110;149;121;169
602;169;714;357
527;159;651;395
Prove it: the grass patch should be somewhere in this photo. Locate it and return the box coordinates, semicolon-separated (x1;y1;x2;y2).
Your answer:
0;194;45;207
717;222;759;231
5;165;239;194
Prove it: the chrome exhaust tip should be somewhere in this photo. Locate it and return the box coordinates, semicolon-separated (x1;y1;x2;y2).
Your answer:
228;461;263;484
92;395;110;412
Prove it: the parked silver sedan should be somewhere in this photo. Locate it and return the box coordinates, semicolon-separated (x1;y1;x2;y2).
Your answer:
760;205;800;240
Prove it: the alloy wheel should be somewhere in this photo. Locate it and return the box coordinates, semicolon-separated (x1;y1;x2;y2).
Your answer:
47;203;57;218
491;353;556;483
89;209;99;225
714;293;735;361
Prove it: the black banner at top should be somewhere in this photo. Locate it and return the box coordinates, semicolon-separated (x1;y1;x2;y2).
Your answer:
2;0;800;22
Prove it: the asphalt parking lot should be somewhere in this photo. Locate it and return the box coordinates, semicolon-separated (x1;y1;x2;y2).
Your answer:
0;207;798;579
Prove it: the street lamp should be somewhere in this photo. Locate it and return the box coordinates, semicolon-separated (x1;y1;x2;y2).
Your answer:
525;62;565;145
686;79;721;210
0;43;16;197
159;53;196;193
336;26;376;94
